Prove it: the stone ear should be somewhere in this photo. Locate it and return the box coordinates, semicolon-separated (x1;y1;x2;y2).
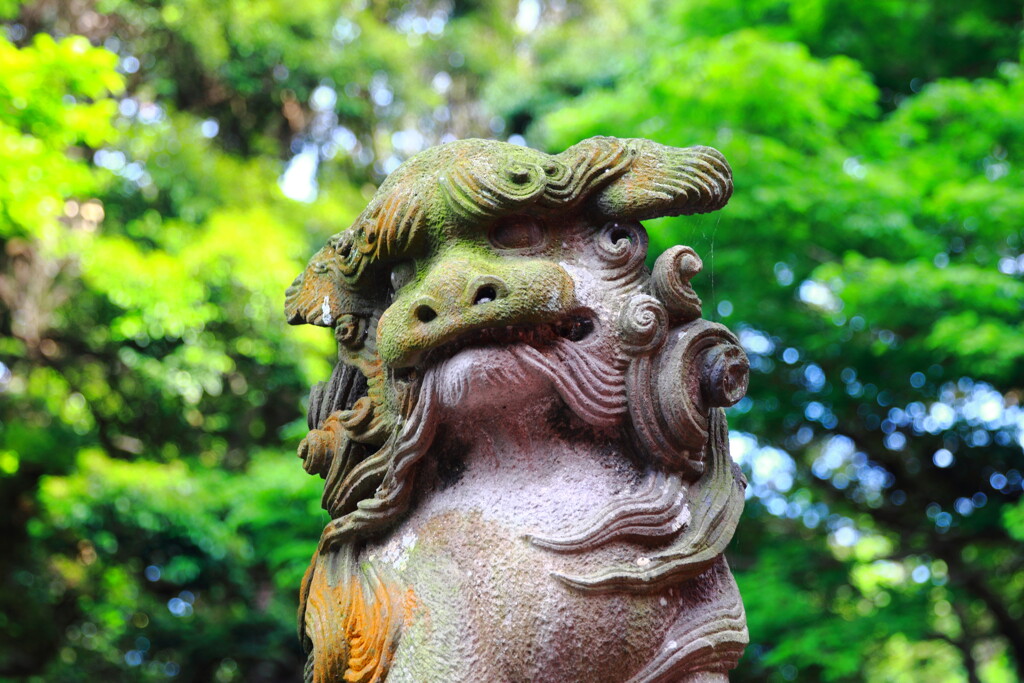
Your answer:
626;242;747;478
284;246;351;327
590;140;733;221
627;318;749;478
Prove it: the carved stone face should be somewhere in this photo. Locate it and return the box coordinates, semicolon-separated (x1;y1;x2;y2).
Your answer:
286;137;751;682
377;214;655;426
376;215;577;413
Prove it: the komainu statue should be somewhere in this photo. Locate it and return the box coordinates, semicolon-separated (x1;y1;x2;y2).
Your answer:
285;137;750;682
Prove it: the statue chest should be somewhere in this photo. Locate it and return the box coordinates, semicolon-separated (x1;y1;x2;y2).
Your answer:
359;443;678;682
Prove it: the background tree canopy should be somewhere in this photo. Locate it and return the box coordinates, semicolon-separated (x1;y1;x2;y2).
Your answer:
1;1;1022;681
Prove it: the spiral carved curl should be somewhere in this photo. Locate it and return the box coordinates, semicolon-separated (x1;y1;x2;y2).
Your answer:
618;294;670;353
651;245;704;323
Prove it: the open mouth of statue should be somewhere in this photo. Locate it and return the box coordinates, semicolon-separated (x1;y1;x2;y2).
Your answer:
417;314;595;370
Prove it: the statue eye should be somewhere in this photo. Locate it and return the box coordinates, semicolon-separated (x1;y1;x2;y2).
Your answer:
389;260;416;294
490;217;545;250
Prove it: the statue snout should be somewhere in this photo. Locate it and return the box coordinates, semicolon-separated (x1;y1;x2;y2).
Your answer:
376;249;575;367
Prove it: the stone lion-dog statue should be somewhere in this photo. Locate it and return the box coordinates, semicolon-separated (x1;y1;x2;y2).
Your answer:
285;136;750;682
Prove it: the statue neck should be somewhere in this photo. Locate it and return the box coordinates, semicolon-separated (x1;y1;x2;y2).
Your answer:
399;392;643;542
412;394;637;498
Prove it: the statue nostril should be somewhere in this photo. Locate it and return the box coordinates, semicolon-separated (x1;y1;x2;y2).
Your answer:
473;285;498;305
416;304;437;323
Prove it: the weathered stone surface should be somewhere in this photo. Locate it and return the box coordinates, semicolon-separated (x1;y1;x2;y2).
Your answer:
286;136;749;682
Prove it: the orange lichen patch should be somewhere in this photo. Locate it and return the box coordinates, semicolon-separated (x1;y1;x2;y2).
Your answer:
353;177;428;265
298;413;349;479
297;551;318;645
342;568;398;682
303;565;348;682
285;246;342;327
304;552;402;683
402;587;420;628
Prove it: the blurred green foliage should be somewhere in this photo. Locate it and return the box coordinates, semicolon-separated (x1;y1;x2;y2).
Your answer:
0;0;1022;681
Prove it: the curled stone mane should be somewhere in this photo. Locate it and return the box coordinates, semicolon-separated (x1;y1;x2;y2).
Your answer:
288;136;748;682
